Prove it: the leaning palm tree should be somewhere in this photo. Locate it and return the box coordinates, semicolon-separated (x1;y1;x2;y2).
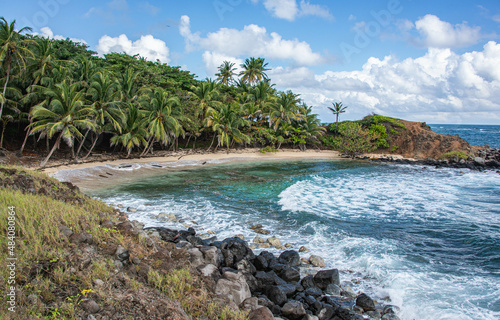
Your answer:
110;105;148;158
141;88;184;155
239;57;270;86
215;61;237;86
328;102;347;132
0;17;34;119
29;81;94;167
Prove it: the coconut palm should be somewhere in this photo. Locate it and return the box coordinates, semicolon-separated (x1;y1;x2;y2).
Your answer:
0;17;34;119
248;80;275;122
268;91;302;131
215;61;237;86
189;79;221;121
0;82;21;148
110;105;148;158
296;105;326;148
328;102;347;132
239;57;270;85
29;81;94;167
141;88;184;155
205;102;250;152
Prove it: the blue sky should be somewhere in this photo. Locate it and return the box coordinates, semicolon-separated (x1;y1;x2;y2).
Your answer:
3;0;500;124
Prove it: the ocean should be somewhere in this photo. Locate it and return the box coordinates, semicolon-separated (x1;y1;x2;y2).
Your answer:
429;124;500;149
71;125;500;320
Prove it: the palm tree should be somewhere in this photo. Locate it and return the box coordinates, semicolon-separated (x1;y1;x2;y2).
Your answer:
248;80;275;122
141;88;184;155
81;71;123;159
268;91;302;131
295;105;326;149
0;18;34;120
205;102;250;152
110;105;148;158
0;82;21;148
215;61;237;86
29;81;94;167
239;57;270;85
328;102;347;132
189;80;221;122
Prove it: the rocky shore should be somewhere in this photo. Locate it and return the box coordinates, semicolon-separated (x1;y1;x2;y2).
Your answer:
133;220;402;320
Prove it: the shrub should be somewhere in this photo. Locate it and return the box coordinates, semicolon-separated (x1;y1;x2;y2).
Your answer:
438;151;469;160
334;122;376;157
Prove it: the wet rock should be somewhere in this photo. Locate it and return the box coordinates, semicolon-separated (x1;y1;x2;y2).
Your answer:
383;305;401;315
282;300;306;320
126;207;137;213
259;243;271;248
299;246;309;252
59;225;73;238
356;293;376;312
220;237;255;267
341;286;357;299
325;283;341;296
267;236;281;247
279;250;300;267
233;234;245;240
309;255;326;267
365;310;382;319
248;306;274;320
313;269;340;289
352;305;364;314
304;286;322;298
382;314;401;320
81;299;100;314
300;275;316;289
285;243;293;248
254;228;270;235
279;267;300;283
318;306;336;320
278;283;300;298
253;236;265;243
249;224;263;230
215;272;251;306
300;258;309;265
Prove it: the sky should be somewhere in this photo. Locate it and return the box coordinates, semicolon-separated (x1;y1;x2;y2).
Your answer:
2;0;500;124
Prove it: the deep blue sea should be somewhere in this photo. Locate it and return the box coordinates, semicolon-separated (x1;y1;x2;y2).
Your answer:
61;125;499;320
429;124;500;149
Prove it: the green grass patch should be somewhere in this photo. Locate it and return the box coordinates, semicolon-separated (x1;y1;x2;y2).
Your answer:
438;151;470;160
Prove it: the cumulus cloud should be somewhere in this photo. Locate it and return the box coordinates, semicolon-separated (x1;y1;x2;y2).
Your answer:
34;27;87;44
252;0;333;21
270;42;500;124
96;34;170;63
179;15;324;67
413;14;483;48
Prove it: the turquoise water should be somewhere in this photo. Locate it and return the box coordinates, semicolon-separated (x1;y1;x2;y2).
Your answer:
429;124;500;148
90;160;500;320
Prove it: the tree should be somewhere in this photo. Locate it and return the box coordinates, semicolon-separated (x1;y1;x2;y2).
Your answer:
215;61;237;86
334;122;376;158
268;91;302;131
189;80;221;122
328;102;347;133
29;81;94;167
239;57;269;85
110;105;148;158
0;17;34;120
205;102;250;152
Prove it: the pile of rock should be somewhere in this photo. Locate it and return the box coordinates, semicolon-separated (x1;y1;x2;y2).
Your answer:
145;226;401;320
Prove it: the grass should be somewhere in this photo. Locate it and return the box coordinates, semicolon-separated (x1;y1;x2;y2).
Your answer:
438;150;470;160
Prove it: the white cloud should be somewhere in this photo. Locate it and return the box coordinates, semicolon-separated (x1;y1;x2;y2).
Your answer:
140;2;160;16
493;15;500;23
179;15;324;66
202;52;244;78
270;42;500;124
34;27;87;44
414;14;483;48
96;34;170;63
252;0;333;21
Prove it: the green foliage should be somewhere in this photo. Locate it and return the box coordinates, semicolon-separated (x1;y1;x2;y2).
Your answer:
259;146;278;153
333;122;376;157
369;123;389;148
362;114;406;129
438;150;469;160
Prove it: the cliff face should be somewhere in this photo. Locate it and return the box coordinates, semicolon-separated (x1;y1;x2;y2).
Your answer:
384;120;472;159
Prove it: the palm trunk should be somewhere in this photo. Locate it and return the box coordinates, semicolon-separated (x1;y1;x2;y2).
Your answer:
0;121;6;148
40;130;64;168
335;114;339;132
76;129;91;158
184;135;192;149
0;60;12;120
19;124;32;155
83;133;100;160
208;134;216;151
140;137;154;157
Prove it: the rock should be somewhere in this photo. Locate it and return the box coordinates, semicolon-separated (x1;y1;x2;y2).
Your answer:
325;283;341;296
474;157;486;166
240;297;259;311
281;300;307;320
365;310;382;319
279;267;300;283
116;221;139;237
248;306;274;320
299;246;309;252
115;246;130;262
303;315;319;320
318;307;336;320
254;228;270;235
188;248;205;268
382;314;401;320
126;207;137;213
300;258;309;265
59;225;73;238
356;293;376;312
278;250;300;267
300;275;316;289
215;272;251;306
220;237;255;268
253;255;268;271
278;283;300;298
267;236;281;247
198;264;220;278
285;243;293;248
80;299;100;314
259;243;271;248
253;236;265;243
341;286;357;299
199;246;223;267
313;269;340;289
233;234;245;240
383;305;401;315
265;285;288;306
130;220;144;230
236;259;257;274
304;286;322;297
69;232;93;245
249;244;257;249
93;279;104;287
309;255;326;267
352;305;364;314
249;224;263;230
207;230;216;234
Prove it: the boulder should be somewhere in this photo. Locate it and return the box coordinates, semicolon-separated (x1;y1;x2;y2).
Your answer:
313;269;340;289
253;236;265;243
220;238;255;267
215;272;251;306
254;228;270;235
383;305;401;315
199;246;223;267
115;246;130;262
259;243;271;248
267;236;281;247
265;285;288;306
58;225;73;238
278;283;300;298
300;275;316;289
249;224;263;230
126;207;137;213
325;283;341;296
253;255;268;271
304;286;322;297
69;232;93;245
341;286;357;299
382;314;401;320
198;264;220;278
281;300;307;320
80;299;100;314
248;307;274;320
236;259;257;274
187;248;204;268
279;250;300;267
355;293;376;312
299;246;309;252
309;255;326;267
279;267;301;283
240;297;259;311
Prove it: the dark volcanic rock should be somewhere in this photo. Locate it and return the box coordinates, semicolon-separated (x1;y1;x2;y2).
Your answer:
248;306;274;320
282;300;307;320
265;285;288;306
279;266;301;283
314;269;340;289
356;293;376;312
279;250;300;267
301;274;316;289
220;237;255;268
